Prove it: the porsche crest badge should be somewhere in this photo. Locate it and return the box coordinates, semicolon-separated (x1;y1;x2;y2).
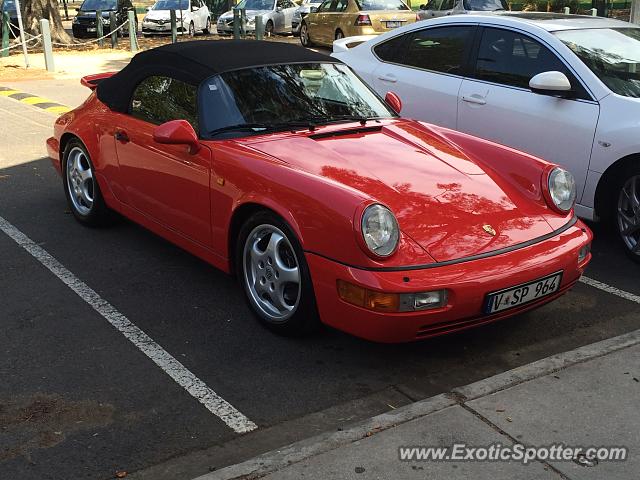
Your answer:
482;224;497;236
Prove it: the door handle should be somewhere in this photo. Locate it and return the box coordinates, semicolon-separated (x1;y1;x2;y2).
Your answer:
377;73;397;83
462;95;486;105
114;130;130;143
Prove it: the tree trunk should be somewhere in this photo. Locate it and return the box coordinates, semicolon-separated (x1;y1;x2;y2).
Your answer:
632;0;640;24
22;0;72;43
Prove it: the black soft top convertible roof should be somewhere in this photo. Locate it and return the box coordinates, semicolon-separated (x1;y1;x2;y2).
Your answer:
97;40;339;113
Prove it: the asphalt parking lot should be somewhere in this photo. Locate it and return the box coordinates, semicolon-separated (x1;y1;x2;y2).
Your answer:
1;79;639;480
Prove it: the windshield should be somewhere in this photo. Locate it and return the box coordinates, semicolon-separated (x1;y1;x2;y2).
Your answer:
199;63;394;138
236;0;275;10
463;0;506;10
554;28;640;98
355;0;409;11
1;0;17;13
153;0;189;9
80;0;117;11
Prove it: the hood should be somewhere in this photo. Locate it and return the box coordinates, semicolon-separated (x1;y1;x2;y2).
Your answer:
244;121;555;262
145;9;188;19
220;8;271;19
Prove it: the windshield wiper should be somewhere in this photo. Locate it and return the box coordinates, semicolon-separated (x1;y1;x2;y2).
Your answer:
208;120;317;137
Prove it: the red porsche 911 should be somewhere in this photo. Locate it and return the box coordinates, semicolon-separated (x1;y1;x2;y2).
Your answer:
47;40;592;343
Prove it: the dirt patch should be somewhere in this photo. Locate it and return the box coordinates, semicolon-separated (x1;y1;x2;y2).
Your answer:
0;393;114;463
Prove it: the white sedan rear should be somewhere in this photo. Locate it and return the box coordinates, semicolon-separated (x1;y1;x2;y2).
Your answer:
333;13;640;262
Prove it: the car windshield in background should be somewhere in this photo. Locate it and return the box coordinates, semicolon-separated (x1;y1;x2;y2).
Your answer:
463;0;506;10
236;0;275;10
80;0;117;10
554;28;640;98
200;63;394;137
356;0;409;10
153;0;189;9
1;0;17;12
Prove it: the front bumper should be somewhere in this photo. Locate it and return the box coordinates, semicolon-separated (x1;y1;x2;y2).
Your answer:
307;220;592;343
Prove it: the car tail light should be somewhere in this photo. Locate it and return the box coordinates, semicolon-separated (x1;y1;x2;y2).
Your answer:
337;280;447;312
415;13;420;21
355;14;372;26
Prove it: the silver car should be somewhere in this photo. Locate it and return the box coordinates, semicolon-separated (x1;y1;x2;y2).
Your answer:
217;0;299;35
417;0;506;20
291;0;321;36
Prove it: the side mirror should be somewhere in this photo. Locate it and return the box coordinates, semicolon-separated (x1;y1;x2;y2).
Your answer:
529;71;572;97
419;3;426;8
310;6;318;12
146;6;151;11
75;7;80;11
385;91;402;115
153;120;200;154
191;5;199;10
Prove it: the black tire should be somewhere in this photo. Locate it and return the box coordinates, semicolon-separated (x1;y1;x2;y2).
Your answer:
203;16;211;34
62;138;111;227
335;29;344;40
610;164;640;263
265;19;274;37
235;211;320;336
300;22;313;47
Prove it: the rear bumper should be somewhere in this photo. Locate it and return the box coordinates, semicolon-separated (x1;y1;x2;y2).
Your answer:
307;220;592;343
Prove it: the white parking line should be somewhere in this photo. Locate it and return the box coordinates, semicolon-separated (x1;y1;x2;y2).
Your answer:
580;275;640;304
0;215;257;434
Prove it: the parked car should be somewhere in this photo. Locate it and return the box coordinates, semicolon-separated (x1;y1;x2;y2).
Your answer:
141;0;211;36
47;40;592;342
300;0;418;47
334;13;640;262
292;0;321;36
72;0;136;38
417;0;507;20
216;0;299;36
0;0;19;39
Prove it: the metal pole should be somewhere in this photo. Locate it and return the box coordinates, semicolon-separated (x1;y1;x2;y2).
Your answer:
632;0;640;23
109;10;117;47
96;9;103;47
255;14;262;40
13;0;28;68
127;9;137;52
563;6;570;13
39;18;54;71
1;11;9;58
591;7;597;14
232;7;239;39
170;9;177;43
240;7;246;38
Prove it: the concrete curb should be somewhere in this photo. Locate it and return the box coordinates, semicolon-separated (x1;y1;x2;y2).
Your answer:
194;327;640;480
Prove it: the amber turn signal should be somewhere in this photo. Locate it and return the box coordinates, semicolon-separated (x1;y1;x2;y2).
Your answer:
337;280;447;313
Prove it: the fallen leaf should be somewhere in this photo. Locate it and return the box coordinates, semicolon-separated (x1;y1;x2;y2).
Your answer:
506;417;513;422
115;471;127;478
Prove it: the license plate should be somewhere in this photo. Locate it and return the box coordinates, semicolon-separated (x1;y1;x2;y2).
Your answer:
87;27;96;32
484;272;563;314
385;21;402;28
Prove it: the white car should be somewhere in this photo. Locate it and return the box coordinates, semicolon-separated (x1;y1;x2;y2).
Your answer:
141;0;211;36
216;0;299;36
334;13;640;262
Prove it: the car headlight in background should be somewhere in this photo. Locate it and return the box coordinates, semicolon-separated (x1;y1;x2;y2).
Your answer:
73;16;79;24
361;203;399;257
546;167;576;213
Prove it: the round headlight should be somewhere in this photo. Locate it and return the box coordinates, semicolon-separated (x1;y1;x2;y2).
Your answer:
548;167;576;212
361;204;399;257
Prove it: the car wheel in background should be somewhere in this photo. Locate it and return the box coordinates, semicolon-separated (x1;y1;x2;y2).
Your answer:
300;22;312;47
265;19;274;37
236;211;320;336
203;16;211;34
62;139;110;226
615;167;640;263
335;29;344;40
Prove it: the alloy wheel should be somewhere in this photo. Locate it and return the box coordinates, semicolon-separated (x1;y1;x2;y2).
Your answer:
300;23;309;46
66;146;94;216
617;174;640;257
335;29;343;40
243;224;301;322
